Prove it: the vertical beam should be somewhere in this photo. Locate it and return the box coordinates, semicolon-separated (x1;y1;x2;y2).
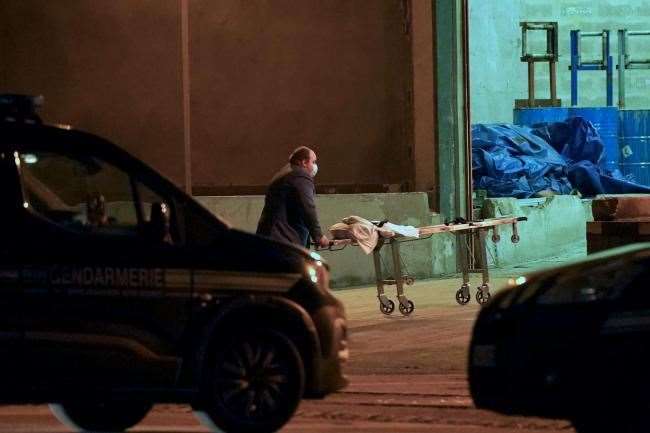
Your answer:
570;30;579;106
549;61;557;104
180;0;192;194
527;62;535;107
605;30;613;107
434;0;470;220
550;23;559;106
461;0;473;218
411;0;436;202
606;56;614;107
618;29;627;109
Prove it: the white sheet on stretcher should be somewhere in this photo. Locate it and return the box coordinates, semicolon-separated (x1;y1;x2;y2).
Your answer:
328;216;418;254
376;222;419;238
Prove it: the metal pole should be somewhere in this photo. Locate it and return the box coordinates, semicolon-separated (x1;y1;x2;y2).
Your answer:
180;0;192;194
528;61;535;107
618;29;627;109
607;55;614;107
390;240;406;304
461;0;473;220
550;61;557;105
478;230;489;285
458;233;470;286
570;30;579;106
521;23;527;60
372;242;387;300
548;26;557;105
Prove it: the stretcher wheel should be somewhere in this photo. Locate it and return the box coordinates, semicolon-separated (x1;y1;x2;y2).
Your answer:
476;290;491;305
491;234;501;243
404;276;415;286
476;284;491;305
379;299;395;315
511;234;520;243
398;300;415;316
455;286;471;305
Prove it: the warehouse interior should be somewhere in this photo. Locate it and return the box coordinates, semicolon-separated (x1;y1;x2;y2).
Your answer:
470;0;650;196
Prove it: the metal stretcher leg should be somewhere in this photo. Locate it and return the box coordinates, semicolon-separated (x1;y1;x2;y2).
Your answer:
390;240;414;316
455;233;471;305
373;240;395;315
511;222;521;243
491;225;501;243
475;229;491;305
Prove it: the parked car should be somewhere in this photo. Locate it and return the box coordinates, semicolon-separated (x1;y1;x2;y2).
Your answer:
0;94;348;433
469;242;650;433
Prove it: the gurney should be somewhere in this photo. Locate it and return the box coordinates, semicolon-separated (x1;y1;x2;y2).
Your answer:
323;216;527;316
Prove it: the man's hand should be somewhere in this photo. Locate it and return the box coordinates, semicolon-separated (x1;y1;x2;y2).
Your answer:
317;235;330;248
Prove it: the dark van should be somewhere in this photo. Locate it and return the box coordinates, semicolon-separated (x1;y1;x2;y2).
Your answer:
0;95;348;433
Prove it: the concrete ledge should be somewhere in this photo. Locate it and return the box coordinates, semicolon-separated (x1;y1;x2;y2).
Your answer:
482;195;591;268
196;193;457;288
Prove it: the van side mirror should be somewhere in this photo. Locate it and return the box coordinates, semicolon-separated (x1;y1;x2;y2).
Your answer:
148;202;172;244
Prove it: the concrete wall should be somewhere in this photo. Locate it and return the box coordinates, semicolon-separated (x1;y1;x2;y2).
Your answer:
196;193;457;288
0;1;421;194
482;195;593;267
0;1;186;184
470;0;650;124
190;0;414;192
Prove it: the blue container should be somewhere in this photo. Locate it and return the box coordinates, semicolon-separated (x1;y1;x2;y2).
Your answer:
513;107;569;127
619;109;650;186
568;107;620;172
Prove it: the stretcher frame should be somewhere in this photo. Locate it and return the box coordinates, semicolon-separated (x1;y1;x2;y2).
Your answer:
326;216;527;316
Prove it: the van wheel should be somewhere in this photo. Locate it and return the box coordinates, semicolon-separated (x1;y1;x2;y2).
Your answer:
49;401;152;432
195;329;305;433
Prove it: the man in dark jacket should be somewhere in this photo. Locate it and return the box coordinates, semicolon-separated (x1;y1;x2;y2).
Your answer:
257;146;330;249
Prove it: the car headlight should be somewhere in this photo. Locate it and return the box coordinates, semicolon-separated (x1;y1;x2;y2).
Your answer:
305;260;330;290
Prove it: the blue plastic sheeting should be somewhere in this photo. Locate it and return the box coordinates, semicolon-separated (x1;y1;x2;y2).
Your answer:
472;117;650;198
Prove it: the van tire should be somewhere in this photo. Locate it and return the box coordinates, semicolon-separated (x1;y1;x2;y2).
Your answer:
195;329;305;433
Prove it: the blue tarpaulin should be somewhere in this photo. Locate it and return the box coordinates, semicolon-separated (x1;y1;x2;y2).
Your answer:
472;117;650;198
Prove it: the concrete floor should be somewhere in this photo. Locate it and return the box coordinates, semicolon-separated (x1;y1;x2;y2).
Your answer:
286;272;575;431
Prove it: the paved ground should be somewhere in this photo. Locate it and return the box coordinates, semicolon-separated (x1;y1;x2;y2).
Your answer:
0;270;578;432
286;274;573;432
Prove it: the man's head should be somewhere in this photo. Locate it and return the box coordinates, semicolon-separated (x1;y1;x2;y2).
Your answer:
289;146;318;177
86;193;108;227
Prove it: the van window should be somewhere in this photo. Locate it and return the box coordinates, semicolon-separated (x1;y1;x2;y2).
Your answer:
19;151;138;236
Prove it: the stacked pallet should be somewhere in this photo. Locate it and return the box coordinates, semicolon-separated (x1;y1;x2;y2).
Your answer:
588;195;650;253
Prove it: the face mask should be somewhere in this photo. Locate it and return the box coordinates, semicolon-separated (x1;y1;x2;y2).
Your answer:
311;163;318;177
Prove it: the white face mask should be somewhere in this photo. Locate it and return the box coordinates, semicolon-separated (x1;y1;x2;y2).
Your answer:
311;163;318;177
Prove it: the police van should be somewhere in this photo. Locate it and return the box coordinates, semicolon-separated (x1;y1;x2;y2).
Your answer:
0;95;348;433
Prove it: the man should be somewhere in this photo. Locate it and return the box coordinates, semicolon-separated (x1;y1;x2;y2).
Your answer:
257;146;330;249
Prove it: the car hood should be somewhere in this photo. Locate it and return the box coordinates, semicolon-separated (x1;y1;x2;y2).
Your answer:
523;242;650;283
497;242;650;308
189;228;318;275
